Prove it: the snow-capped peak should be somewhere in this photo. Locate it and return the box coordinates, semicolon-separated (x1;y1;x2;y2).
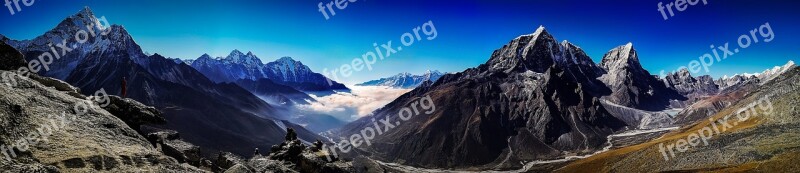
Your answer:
224;49;262;65
276;56;296;63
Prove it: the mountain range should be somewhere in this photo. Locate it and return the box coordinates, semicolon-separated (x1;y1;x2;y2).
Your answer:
186;52;349;94
356;70;445;89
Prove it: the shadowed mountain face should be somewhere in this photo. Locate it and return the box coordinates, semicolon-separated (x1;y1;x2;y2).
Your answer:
337;27;627;169
2;7;324;158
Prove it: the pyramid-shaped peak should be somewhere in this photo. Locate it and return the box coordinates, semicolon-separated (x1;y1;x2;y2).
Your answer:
79;6;94;15
600;42;645;73
535;25;546;33
230;49;244;55
515;25;552;40
278;56;295;62
71;6;96;20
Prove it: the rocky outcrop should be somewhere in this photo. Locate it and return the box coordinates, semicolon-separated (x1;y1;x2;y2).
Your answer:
147;131;202;165
227;128;354;173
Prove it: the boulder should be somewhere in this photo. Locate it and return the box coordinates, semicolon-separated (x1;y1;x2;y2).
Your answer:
103;95;166;131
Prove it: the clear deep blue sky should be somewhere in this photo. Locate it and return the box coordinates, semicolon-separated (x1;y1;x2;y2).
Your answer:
1;0;798;84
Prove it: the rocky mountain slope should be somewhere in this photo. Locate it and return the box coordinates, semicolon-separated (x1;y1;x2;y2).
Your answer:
336;26;627;169
558;66;800;172
653;61;794;127
356;70;445;89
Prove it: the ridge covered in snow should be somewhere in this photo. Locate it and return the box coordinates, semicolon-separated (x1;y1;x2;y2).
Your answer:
356;70;445;89
187;51;349;92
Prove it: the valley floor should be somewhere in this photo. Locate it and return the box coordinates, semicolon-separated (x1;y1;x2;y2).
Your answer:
368;127;680;172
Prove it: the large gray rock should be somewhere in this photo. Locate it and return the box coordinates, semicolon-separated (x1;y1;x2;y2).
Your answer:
147;130;202;166
0;70;206;172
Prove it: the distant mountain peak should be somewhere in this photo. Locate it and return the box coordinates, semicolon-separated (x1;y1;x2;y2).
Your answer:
277;56;296;62
224;49;262;65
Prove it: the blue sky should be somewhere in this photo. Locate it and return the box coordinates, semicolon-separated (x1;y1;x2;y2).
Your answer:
1;0;798;84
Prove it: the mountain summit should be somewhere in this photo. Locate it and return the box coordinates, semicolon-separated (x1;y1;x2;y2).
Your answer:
599;43;685;111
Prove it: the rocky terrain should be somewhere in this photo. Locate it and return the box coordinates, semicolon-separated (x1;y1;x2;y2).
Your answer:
557;66;800;172
0;44;205;172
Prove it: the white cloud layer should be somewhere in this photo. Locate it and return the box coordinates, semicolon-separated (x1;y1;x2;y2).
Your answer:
296;86;411;121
